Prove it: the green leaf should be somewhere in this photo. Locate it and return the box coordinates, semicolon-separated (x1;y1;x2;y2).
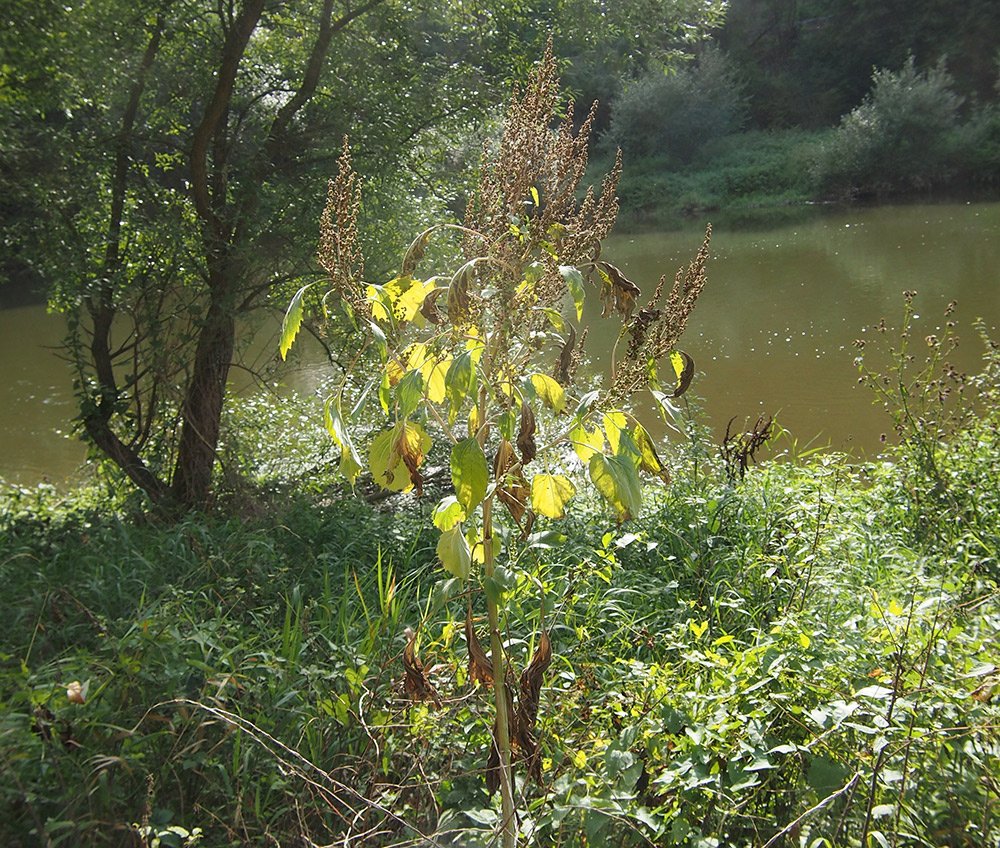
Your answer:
530;473;576;519
395;368;424;419
323;396;362;484
279;284;310;361
445;351;475;424
589;453;642;521
437;524;471;580
432;495;466;532
451;438;489;515
529;373;566;413
369;422;431;492
602;410;627;455
559;265;586;321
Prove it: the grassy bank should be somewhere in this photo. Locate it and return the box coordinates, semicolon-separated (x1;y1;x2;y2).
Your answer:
2;329;998;846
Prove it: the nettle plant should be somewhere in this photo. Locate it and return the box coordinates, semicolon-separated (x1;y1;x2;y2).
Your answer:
283;51;709;846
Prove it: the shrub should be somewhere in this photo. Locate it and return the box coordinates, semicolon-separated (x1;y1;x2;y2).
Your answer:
608;47;748;165
814;57;963;196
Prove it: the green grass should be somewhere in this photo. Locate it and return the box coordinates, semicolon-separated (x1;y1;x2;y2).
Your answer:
1;340;998;846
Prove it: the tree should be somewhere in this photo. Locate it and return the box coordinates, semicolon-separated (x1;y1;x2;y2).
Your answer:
1;0;724;510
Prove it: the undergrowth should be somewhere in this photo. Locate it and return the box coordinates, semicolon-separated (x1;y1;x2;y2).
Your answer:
1;321;998;847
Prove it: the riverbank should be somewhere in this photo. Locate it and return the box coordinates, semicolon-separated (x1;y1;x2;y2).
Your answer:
597;125;1000;232
1;324;998;846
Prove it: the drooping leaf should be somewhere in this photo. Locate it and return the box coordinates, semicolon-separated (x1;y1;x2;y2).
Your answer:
597;261;641;319
323;396;363;485
554;324;576;385
421;356;450;403
451;438;489;515
465;604;493;685
279;283;310;361
432;495;466;532
369;422;431;493
447;259;477;322
494;439;531;530
517;402;537;464
401;226;435;276
403;627;442;707
667;350;695;398
531;474;576;519
569;421;604;464
589;453;643;522
602;410;627;455
559;265;586;321
632;422;669;482
446;351;475;424
437;524;472;580
529;373;566;413
513;630;552;783
395;368;424;419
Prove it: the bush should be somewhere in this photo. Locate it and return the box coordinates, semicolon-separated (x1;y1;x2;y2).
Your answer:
814;57;963;196
608;47;748;165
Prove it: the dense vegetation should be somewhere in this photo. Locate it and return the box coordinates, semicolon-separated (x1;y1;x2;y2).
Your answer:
2;309;998;846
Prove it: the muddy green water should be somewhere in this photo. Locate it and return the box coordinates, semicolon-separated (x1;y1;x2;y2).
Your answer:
2;201;998;486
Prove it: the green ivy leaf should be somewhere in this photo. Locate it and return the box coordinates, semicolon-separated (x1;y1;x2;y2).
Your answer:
279;284;310;361
451;438;489;515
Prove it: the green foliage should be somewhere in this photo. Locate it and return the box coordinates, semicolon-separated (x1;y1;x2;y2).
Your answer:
608;47;748;165
814;58;965;196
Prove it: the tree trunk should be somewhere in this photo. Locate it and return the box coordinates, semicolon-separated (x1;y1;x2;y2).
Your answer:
169;284;236;507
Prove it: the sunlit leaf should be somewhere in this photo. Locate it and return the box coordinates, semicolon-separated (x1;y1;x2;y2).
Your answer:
667;350;695;398
395;368;424;419
530;186;540;207
401;226;435;276
421;356;450;403
517;402;537;464
529;373;565;413
559;265;586;321
538;307;565;332
602;410;627;455
432;495;466;532
531;473;576;519
569;422;604;464
446;351;475;424
279;284;310;361
597;261;641;319
632;423;669;482
323;396;362;485
451;438;489;515
369;422;431;493
589;453;642;522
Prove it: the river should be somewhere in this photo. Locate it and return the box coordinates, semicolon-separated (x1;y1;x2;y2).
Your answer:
2;200;998;486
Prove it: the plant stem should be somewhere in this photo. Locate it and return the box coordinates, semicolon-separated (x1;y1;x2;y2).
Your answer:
482;494;517;848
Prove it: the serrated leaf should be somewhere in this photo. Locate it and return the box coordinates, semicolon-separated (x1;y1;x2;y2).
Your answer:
589;453;642;522
569;422;604;464
279;284;310;360
559;265;586;321
530;474;575;519
323;396;362;484
433;495;466;532
529;373;565;413
451;438;489;515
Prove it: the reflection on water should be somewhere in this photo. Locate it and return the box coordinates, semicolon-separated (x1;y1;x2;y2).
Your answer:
2;201;999;485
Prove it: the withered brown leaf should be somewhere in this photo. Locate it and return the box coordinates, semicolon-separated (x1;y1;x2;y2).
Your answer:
517;402;537;465
402;627;441;708
597;261;641;319
513;631;552;784
465;605;494;687
494;439;531;530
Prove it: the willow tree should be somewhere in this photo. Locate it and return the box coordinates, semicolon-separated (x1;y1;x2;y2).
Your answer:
284;49;709;846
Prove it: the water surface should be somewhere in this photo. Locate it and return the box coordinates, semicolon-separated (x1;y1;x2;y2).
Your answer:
1;201;998;485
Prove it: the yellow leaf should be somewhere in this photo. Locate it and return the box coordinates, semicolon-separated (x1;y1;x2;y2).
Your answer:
888;599;904;616
437;524;471;580
689;620;709;639
421;356;450;403
602;410;627;455
530;473;576;519
569;422;604;464
799;633;812;649
529;373;566;413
